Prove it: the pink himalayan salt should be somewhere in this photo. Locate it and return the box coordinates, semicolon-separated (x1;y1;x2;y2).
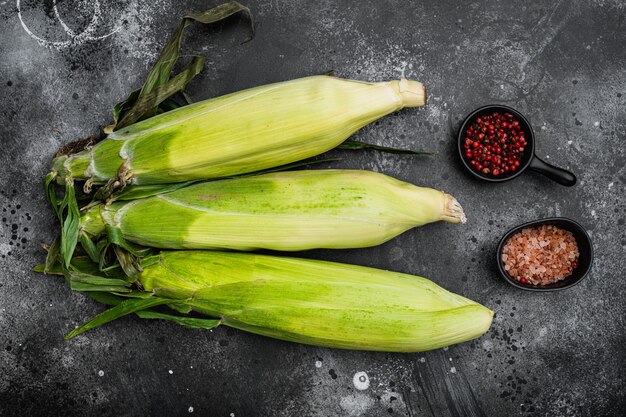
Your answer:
501;224;579;286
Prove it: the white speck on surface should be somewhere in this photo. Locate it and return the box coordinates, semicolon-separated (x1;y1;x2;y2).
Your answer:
541;125;547;130
567;140;573;145
98;370;104;377
450;367;457;373
586;44;591;50
449;357;453;362
546;155;550;159
339;394;375;416
608;182;614;189
594;121;600;127
230;413;235;417
315;360;323;368
381;389;408;410
0;243;11;256
168;370;173;374
188;406;193;413
591;210;596;217
419;357;426;363
352;371;370;390
443;346;449;351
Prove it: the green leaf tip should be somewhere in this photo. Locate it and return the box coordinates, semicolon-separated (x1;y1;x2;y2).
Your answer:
65;297;172;340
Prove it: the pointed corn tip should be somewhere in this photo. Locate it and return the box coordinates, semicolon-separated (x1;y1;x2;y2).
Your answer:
391;79;426;107
442;194;467;224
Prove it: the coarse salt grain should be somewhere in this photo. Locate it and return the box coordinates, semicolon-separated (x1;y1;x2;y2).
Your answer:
501;225;579;286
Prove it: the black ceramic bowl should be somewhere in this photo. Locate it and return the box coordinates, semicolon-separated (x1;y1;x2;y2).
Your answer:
458;105;577;186
496;218;593;291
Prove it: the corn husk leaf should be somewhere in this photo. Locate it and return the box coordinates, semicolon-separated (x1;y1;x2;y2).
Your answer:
65;297;173;339
112;56;205;131
134;311;220;329
110;1;254;131
44;235;61;274
61;182;80;267
338;139;434;155
80;233;100;263
82;291;218;329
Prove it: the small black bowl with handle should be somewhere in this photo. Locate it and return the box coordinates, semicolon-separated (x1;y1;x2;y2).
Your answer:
496;217;593;291
457;105;577;186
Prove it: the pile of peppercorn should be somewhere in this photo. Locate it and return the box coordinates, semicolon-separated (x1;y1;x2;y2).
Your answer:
463;112;528;176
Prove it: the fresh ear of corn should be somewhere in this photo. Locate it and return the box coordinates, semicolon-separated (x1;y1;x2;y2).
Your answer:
51;76;426;186
79;169;465;252
62;251;493;352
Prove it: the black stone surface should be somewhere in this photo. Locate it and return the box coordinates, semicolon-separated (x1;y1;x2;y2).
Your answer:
1;1;625;416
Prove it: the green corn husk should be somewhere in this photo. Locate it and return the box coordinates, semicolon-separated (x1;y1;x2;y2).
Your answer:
56;251;493;352
50;76;426;186
78;170;465;253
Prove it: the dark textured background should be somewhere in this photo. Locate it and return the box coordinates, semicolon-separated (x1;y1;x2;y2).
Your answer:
1;1;625;416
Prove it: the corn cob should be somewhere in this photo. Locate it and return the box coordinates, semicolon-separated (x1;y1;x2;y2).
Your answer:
61;251;493;352
79;170;465;252
51;76;426;186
